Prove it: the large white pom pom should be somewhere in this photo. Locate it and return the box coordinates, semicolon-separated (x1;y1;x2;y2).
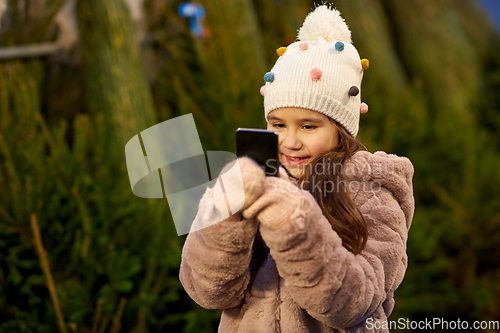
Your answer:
298;5;351;43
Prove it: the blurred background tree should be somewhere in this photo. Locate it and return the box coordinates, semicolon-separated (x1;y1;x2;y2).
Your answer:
0;0;499;332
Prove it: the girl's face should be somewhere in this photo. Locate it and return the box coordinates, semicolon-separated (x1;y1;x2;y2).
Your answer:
267;107;340;178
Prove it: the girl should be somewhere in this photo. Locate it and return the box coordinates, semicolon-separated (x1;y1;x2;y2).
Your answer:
179;5;415;332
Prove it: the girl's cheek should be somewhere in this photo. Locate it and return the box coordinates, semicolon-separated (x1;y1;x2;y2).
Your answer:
308;141;328;157
277;134;286;151
309;130;337;156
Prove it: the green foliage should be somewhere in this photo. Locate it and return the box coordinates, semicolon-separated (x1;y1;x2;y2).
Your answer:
0;0;65;47
0;60;191;330
77;0;158;146
145;0;270;153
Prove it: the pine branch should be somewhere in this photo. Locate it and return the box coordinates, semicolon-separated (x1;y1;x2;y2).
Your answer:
91;298;103;333
110;297;127;333
30;213;68;333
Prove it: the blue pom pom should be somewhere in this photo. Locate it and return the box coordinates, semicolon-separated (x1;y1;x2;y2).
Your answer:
335;41;344;51
264;72;275;83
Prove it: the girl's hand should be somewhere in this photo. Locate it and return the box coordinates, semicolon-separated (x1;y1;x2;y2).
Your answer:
242;176;305;231
217;157;267;215
190;157;267;232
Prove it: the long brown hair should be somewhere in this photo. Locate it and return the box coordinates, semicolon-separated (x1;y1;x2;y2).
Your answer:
296;120;368;254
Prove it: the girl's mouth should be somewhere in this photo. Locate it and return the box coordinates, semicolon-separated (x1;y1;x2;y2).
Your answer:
285;155;310;165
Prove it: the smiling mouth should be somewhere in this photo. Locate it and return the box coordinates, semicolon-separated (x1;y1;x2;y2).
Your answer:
285;155;310;165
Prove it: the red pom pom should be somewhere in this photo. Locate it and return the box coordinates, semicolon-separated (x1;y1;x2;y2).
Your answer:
311;68;322;80
360;102;368;113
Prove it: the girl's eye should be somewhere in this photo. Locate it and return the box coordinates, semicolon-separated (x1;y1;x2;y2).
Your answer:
302;124;317;130
272;123;285;129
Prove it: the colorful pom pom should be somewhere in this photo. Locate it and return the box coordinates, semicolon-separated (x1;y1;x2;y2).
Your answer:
264;72;275;82
335;41;344;51
260;85;265;96
349;86;359;97
277;47;287;56
311;68;322;80
360;102;368;113
361;59;369;70
299;42;309;50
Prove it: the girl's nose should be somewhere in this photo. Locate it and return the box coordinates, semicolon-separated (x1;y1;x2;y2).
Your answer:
282;130;301;150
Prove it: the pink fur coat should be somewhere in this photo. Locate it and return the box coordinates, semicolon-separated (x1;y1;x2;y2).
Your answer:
180;151;415;332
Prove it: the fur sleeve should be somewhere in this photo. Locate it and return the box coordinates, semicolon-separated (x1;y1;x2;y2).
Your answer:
259;152;414;328
179;194;260;310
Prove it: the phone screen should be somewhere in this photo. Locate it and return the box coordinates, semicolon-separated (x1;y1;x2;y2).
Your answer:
236;128;279;177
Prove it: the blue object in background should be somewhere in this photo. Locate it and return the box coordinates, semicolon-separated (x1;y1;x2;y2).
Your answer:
479;0;500;32
178;2;206;38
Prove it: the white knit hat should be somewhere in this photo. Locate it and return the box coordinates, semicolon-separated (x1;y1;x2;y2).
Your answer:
262;5;369;138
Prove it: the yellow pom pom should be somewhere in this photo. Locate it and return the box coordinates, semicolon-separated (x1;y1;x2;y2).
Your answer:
277;47;287;56
361;59;370;70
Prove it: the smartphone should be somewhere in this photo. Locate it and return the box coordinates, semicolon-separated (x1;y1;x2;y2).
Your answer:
236;128;279;177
